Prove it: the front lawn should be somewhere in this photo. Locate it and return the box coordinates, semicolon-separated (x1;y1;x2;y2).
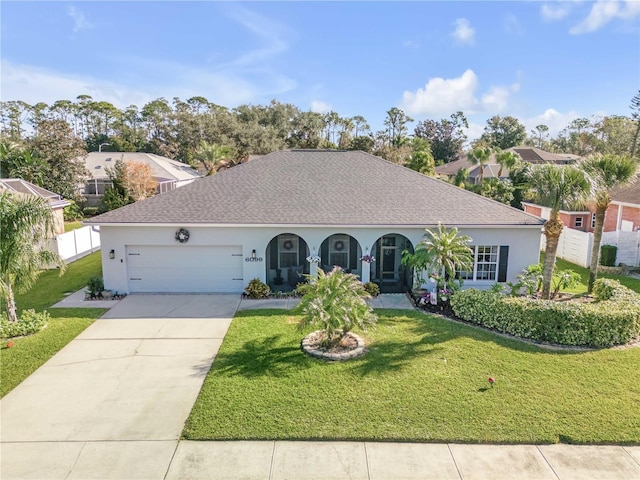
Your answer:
184;309;640;444
545;255;640;294
1;252;106;397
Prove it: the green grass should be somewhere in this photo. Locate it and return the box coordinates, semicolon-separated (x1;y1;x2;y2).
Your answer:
1;252;106;397
545;254;640;294
63;221;84;232
7;251;103;314
184;309;640;444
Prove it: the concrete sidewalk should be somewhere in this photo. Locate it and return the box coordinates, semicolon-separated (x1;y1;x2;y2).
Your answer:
164;441;640;480
4;440;637;479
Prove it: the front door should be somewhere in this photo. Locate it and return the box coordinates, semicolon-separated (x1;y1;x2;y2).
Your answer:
381;235;397;280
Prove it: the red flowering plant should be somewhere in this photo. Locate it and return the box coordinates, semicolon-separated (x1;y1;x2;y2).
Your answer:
488;377;495;387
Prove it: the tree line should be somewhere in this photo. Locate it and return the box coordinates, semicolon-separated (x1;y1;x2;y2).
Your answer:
1;92;638;203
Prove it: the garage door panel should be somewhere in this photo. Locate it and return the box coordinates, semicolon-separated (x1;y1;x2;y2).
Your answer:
126;245;243;293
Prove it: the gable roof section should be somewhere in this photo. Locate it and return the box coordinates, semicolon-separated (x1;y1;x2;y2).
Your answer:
83;152;202;182
87;150;544;227
611;178;640;206
0;178;70;209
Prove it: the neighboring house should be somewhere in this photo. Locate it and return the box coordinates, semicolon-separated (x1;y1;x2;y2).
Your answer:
80;152;202;206
435;157;507;184
436;147;582;184
508;147;581;165
0;178;69;234
523;179;640;233
86;150;544;294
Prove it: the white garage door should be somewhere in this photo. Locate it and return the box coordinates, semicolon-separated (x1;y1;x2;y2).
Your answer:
126;245;244;293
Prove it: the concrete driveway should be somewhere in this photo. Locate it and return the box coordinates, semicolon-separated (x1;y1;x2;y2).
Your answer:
1;294;240;479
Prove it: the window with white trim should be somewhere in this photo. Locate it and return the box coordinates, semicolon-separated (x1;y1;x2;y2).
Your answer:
457;246;499;281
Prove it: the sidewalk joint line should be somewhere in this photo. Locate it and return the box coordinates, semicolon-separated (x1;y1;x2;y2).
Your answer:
163;440;180;480
268;440;276;480
363;442;371;480
537;445;561;480
447;444;464;480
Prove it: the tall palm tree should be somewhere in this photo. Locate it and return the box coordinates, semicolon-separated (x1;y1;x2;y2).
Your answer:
529;164;591;299
467;146;493;184
195;142;234;176
0;192;65;323
582;154;637;293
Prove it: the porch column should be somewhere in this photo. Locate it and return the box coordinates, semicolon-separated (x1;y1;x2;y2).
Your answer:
361;261;371;283
309;262;318;282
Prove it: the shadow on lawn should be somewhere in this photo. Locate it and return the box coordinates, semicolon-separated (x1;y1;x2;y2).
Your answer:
212;334;310;378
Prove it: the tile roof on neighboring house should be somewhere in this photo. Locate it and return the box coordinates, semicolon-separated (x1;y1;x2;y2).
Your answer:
87;150;544;227
508;147;581;164
0;178;70;209
611;179;640;206
83;152;202;183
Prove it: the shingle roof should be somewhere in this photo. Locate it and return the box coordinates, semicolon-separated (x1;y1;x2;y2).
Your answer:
83;152;202;182
611;178;640;205
86;150;544;227
508;147;581;164
434;157;507;179
0;178;70;209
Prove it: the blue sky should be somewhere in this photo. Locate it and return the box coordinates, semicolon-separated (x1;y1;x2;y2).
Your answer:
2;1;639;140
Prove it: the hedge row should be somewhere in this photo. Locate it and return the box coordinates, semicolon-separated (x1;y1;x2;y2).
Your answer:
450;279;640;348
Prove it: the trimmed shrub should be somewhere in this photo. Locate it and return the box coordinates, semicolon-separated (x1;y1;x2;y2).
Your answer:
1;310;50;338
83;206;99;217
363;282;380;297
451;281;640;348
63;201;84;221
600;245;617;266
86;275;104;298
244;278;270;299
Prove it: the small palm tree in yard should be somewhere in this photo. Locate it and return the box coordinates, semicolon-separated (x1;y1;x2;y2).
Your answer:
296;267;377;348
0;192;65;323
582;154;637;293
402;223;474;287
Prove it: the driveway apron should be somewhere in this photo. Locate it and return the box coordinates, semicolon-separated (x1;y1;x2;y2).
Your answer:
1;294;240;479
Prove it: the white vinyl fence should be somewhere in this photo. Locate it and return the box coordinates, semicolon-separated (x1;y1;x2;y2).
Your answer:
48;226;101;264
541;228;640;267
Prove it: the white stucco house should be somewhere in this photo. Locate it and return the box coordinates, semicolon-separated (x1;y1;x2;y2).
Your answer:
86;150;544;294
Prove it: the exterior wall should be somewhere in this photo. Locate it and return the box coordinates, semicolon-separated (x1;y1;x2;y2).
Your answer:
53;208;66;235
523;204;542;217
99;224;543;294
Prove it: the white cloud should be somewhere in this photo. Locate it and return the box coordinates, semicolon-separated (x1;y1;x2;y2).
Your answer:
67;6;93;33
452;18;475;45
310;100;332;113
541;3;572;21
0;59;294;110
522;108;580;137
400;70;518;117
403;39;419;49
504;13;524;34
464;122;485;144
570;0;640;34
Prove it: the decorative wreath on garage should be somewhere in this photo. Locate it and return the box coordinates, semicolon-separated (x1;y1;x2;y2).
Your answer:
283;240;294;250
334;240;345;251
175;228;190;243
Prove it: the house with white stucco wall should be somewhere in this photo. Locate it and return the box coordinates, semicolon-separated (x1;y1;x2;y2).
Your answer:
86;150;544;294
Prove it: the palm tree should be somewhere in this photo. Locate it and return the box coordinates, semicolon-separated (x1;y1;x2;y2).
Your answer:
195;142;234;176
494;150;520;178
529;164;591;299
0;192;65;323
582;154;637;293
402;223;474;286
467;146;493;184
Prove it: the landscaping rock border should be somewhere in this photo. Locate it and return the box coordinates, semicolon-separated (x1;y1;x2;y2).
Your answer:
301;331;366;361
